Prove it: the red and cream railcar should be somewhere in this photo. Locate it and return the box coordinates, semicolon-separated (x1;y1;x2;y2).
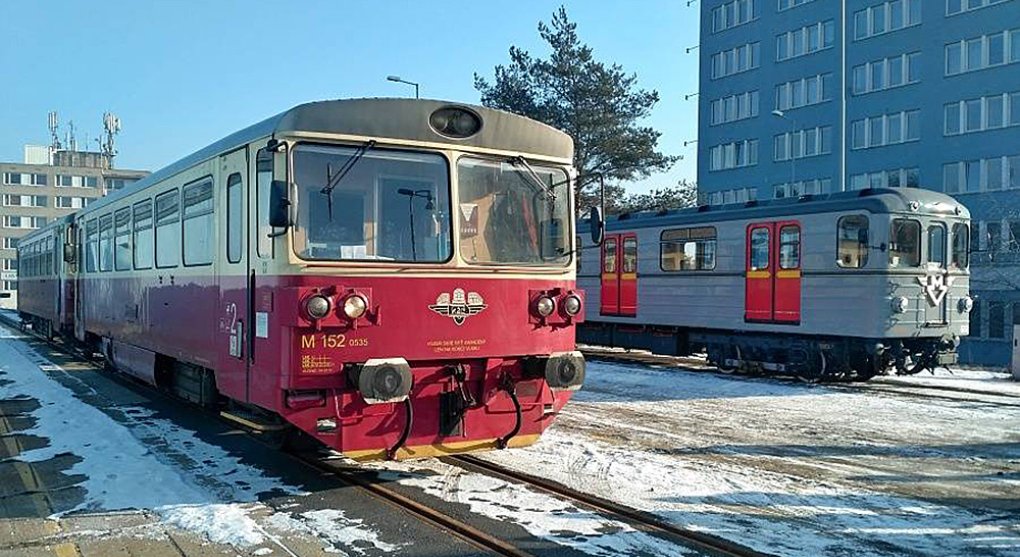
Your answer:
22;99;588;460
15;215;75;338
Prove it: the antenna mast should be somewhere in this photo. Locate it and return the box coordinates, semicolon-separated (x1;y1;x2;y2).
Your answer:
48;111;62;150
102;112;121;161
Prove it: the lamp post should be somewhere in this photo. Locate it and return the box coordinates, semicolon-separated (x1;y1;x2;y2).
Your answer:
772;109;797;195
386;75;419;99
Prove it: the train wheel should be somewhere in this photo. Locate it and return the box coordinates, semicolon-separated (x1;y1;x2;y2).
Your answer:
797;349;827;383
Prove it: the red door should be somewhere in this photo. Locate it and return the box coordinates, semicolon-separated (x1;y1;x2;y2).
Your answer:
600;236;619;315
745;222;801;324
601;234;638;317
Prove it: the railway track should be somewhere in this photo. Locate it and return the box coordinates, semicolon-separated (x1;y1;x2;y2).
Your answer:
446;454;773;557
0;314;535;557
581;346;1020;409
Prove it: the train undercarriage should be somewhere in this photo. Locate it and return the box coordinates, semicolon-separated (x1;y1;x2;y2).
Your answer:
578;323;960;383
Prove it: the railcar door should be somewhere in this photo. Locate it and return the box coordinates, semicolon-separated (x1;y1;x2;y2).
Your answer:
600;233;638;317
216;147;250;402
600;235;619;315
745;221;801;324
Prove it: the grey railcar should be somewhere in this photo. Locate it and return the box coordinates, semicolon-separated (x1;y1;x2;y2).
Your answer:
578;188;971;381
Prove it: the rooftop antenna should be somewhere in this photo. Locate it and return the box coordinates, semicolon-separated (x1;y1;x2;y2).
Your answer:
48;111;62;150
101;112;121;160
65;120;77;151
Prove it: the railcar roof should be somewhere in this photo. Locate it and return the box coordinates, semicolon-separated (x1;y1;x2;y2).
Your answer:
584;188;969;233
84;98;573;214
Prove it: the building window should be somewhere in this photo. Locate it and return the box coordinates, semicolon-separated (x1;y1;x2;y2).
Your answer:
712;0;760;33
945;28;1020;75
774;126;832;161
1;237;17;250
702;187;757;206
660;227;717;271
776;20;835;62
944;91;1019;136
849;167;920;190
710;90;760;125
850;110;920;149
852;52;921;95
943;153;1020;193
711;42;761;78
105;178;136;192
775;73;833;111
854;0;922;40
1;281;15;292
777;0;818;10
947;0;1014;16
2;173;23;185
774;178;831;199
182;178;214;266
988;301;1005;339
709;139;759;171
1;194;44;207
971;300;983;337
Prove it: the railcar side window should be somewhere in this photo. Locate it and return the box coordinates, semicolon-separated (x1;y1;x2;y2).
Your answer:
133;200;154;270
256;148;274;259
837;215;869;268
98;214;113;272
951;223;969;269
749;227;769;271
623;237;638;274
227;173;243;264
183;178;214;266
603;238;617;273
114;208;132;271
85;219;98;274
660;227;717;271
927;223;947;268
889;219;920;268
779;225;800;269
155;189;180;269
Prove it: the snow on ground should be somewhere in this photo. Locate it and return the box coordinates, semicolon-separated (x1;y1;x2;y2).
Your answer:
0;323;402;555
369;458;695;557
481;360;1020;557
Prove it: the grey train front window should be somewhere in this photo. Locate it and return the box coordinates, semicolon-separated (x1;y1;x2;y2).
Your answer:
837;215;868;268
292;145;452;263
927;223;947;268
457;157;570;266
951;223;969;269
889;219;920;268
660;227;717;271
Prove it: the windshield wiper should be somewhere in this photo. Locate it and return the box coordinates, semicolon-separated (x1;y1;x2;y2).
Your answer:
321;140;377;220
508;156;556;202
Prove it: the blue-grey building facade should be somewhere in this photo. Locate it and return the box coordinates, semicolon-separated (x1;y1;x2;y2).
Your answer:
697;0;1020;366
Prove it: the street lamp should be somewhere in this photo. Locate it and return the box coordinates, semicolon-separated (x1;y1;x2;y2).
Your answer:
386;75;420;99
772;109;797;195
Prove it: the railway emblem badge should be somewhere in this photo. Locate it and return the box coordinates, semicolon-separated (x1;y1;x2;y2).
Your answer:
429;288;487;325
917;274;953;306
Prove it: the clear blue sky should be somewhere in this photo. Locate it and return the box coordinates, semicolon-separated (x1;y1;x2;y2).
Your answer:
0;1;700;195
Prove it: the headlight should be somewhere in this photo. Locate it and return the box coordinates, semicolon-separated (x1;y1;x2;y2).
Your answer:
891;296;909;314
562;294;582;316
958;296;974;313
534;295;556;317
304;294;332;320
343;294;368;320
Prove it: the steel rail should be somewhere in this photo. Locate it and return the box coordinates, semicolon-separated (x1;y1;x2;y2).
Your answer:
0;313;533;557
447;454;774;557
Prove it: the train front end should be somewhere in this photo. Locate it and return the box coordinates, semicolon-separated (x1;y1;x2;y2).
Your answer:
266;103;584;460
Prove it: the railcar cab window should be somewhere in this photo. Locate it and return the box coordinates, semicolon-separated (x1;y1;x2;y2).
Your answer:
951;222;969;269
660;227;717;271
837;215;869;268
114;208;131;271
292;145;451;262
927;223;947;267
98;214;113;272
85;219;98;273
889;218;921;267
155;189;180;268
457;157;570;266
